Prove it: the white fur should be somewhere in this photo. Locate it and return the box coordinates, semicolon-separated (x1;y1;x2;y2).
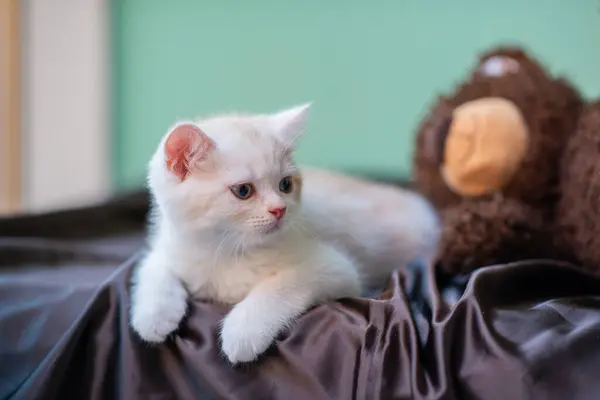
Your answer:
130;104;439;364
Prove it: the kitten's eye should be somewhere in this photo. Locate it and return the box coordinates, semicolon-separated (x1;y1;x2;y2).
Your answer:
230;183;254;200
279;176;293;193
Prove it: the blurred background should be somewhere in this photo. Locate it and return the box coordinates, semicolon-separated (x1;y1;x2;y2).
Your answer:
1;0;599;215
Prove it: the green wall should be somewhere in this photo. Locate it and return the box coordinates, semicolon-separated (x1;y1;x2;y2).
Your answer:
112;0;600;189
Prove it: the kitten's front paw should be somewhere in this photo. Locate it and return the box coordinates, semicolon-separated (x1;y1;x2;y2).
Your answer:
220;310;275;364
131;290;188;343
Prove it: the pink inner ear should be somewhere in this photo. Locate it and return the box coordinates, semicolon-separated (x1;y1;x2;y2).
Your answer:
164;123;214;181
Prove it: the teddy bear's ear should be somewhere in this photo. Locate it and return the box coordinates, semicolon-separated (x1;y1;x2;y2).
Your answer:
477;55;521;78
474;47;536;78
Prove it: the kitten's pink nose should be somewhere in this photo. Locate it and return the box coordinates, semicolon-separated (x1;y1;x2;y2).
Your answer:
269;206;286;220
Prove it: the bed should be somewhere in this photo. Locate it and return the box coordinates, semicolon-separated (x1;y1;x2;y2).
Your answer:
1;187;600;400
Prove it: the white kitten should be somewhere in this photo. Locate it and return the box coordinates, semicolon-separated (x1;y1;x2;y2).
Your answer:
130;104;439;364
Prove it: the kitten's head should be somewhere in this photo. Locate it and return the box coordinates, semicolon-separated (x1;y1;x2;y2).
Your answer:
149;104;310;248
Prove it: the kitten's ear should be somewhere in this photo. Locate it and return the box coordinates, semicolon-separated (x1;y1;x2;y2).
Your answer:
164;122;215;181
269;103;311;147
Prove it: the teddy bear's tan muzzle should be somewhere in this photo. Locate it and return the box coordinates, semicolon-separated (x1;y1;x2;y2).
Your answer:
441;97;529;196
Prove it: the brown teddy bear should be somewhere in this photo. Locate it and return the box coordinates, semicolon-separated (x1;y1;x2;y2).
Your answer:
413;46;583;275
557;101;600;274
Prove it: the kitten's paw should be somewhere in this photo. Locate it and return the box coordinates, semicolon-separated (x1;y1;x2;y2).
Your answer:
220;311;275;364
130;292;188;343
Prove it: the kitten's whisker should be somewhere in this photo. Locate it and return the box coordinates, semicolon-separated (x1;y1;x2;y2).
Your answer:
291;220;315;239
297;213;359;242
232;235;246;266
297;213;361;243
213;227;237;268
239;235;248;260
